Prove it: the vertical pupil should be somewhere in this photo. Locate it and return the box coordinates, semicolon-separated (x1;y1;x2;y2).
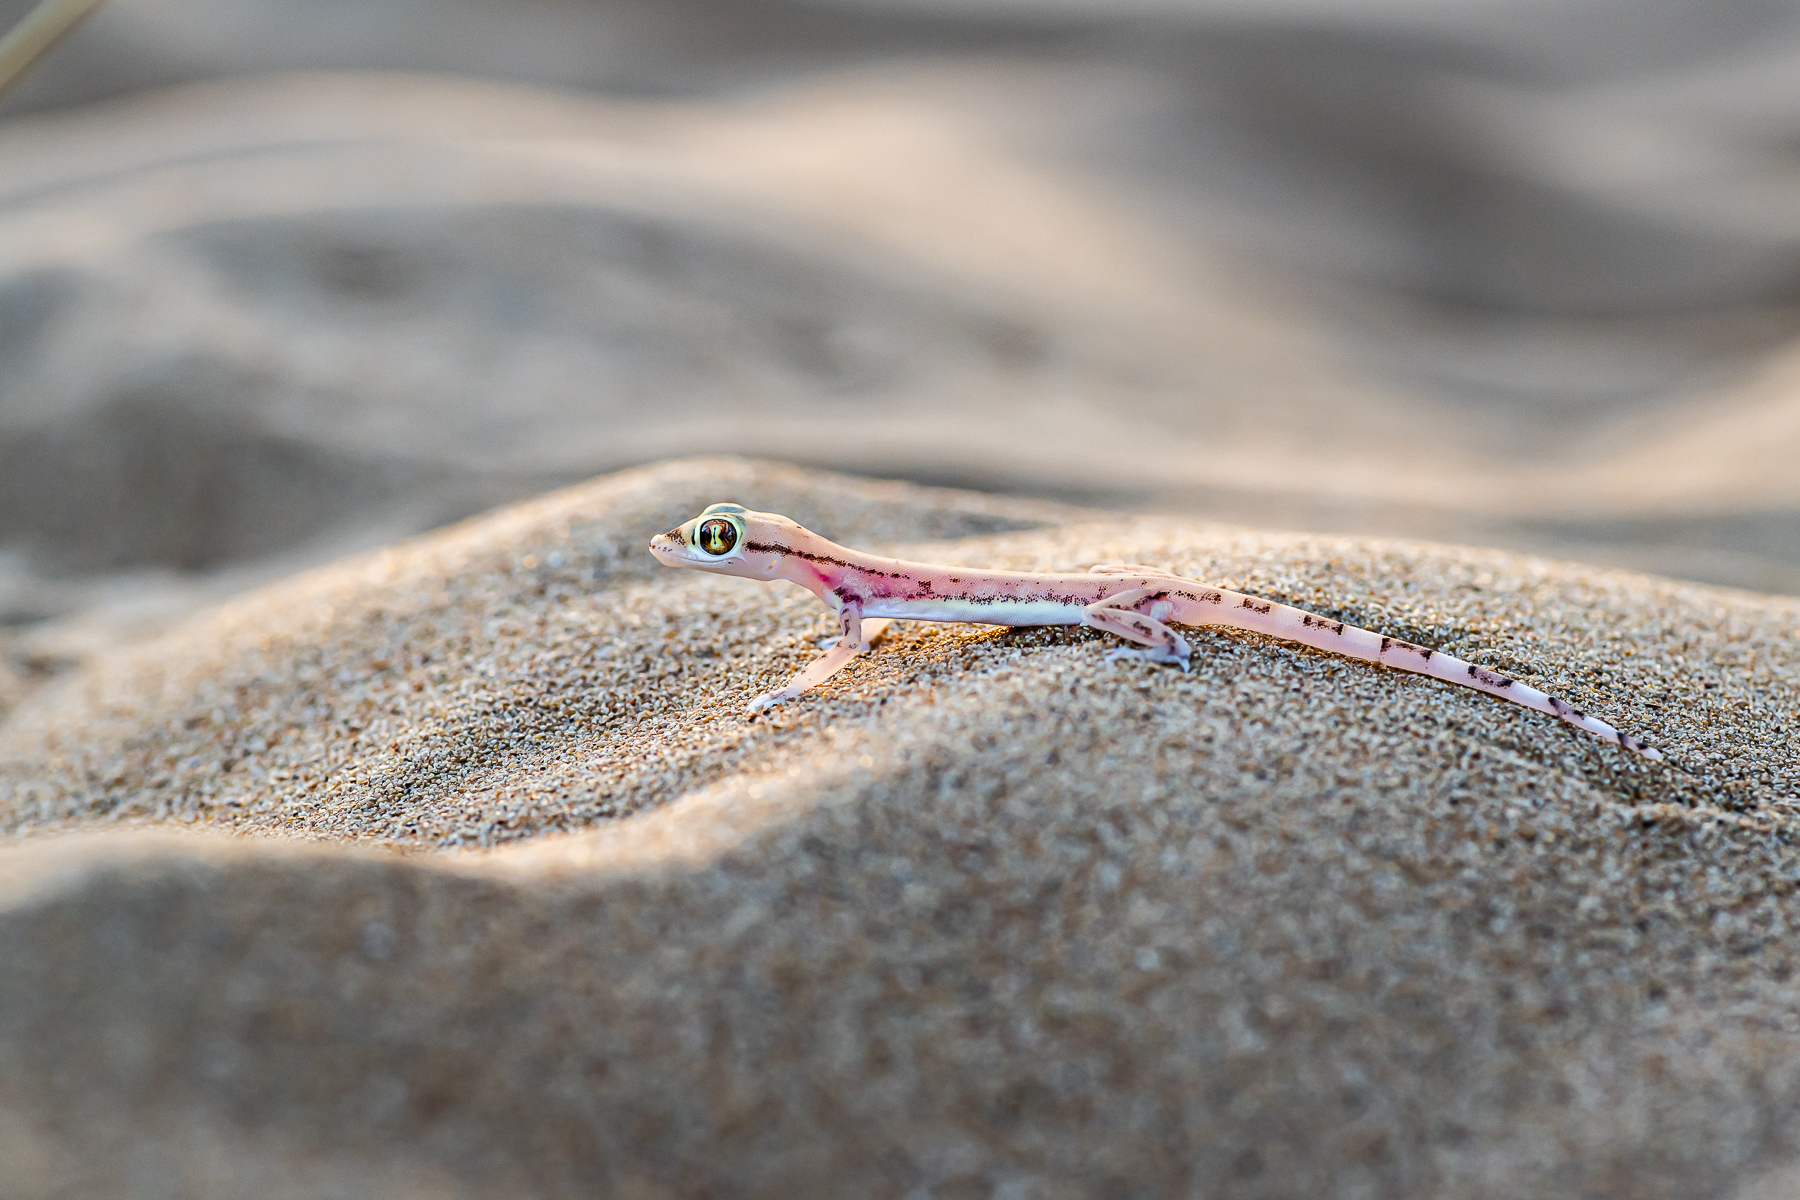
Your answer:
699;519;736;554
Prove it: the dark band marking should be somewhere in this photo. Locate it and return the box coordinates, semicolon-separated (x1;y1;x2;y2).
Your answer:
664;527;687;546
1240;598;1273;614
1466;665;1513;689
1379;636;1436;662
1546;696;1588;722
738;543;897;581
746;541;852;568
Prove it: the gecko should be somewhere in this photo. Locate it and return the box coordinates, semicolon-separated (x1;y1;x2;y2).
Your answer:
648;503;1662;758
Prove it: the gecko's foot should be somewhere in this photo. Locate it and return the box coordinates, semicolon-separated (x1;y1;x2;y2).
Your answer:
745;634;870;715
1085;594;1192;671
745;690;790;714
1104;646;1191;672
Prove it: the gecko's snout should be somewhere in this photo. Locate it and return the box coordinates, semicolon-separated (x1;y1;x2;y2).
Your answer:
648;529;686;566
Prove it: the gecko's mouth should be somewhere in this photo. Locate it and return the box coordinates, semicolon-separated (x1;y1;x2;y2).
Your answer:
648;531;709;569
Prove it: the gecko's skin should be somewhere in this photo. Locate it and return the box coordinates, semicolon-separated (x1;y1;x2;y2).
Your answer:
648;503;1662;758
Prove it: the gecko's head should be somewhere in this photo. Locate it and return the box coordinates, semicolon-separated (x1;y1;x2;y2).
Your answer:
648;502;808;580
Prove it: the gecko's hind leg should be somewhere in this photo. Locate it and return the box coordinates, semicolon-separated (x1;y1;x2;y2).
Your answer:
1084;592;1192;671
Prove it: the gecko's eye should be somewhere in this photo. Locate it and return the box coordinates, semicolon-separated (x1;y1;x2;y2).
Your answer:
695;517;739;556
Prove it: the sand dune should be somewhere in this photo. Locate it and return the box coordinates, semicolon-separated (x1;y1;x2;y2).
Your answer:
5;5;1800;1194
1;458;1797;1198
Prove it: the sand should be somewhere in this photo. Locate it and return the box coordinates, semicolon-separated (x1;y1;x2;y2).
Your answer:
6;4;1800;1194
1;457;1798;1199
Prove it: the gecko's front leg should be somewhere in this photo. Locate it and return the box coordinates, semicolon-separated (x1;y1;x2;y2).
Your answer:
748;597;874;713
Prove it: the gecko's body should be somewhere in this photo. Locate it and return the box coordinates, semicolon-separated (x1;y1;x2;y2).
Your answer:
649;503;1661;758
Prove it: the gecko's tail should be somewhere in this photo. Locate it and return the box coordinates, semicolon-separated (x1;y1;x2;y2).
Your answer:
1168;586;1663;759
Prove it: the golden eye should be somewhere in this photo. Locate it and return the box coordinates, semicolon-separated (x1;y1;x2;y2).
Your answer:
696;517;738;556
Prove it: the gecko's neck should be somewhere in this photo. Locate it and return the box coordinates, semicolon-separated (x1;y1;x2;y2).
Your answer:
757;529;888;598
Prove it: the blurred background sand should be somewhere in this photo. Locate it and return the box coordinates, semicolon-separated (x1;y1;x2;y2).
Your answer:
3;0;1800;682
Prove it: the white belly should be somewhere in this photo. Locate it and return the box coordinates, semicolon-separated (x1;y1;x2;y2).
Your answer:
862;597;1085;626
